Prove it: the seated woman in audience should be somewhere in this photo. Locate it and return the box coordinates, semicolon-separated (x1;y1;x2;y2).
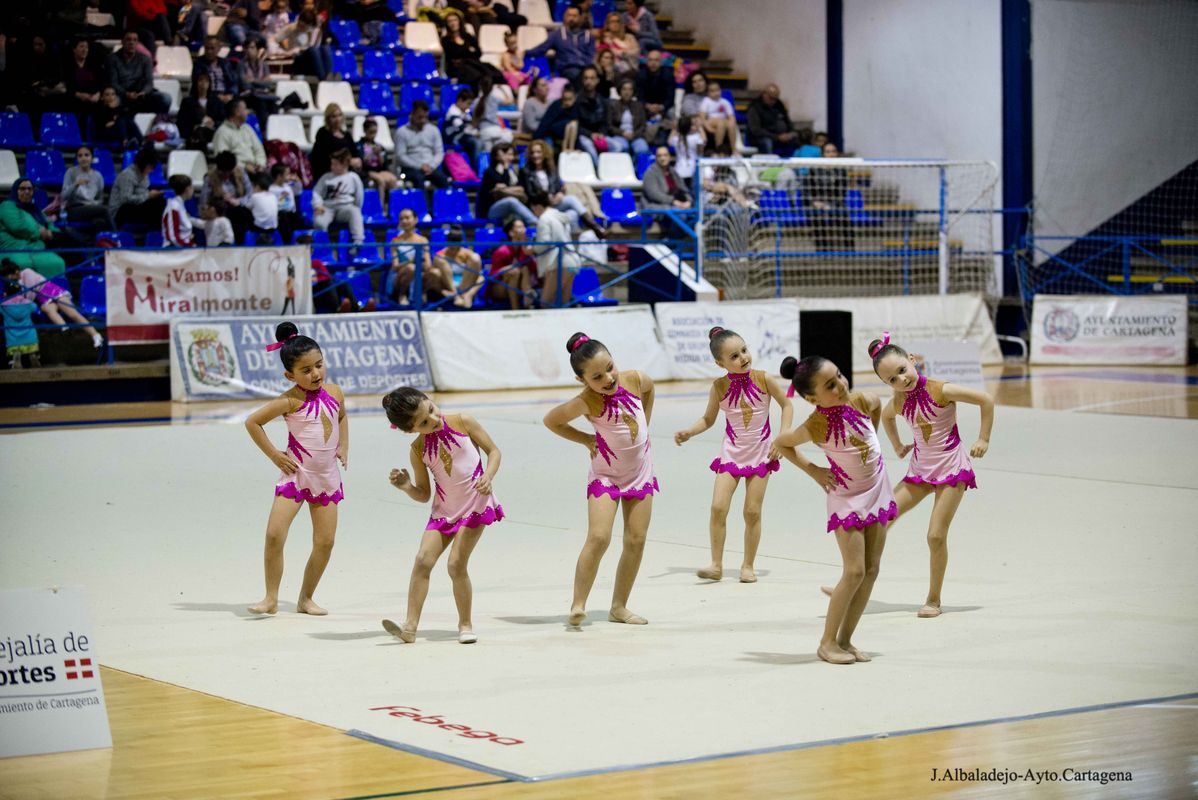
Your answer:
680;71;736;156
520;77;552;139
310;103;362;179
60;146;115;234
594;49;619;99
278;9;333;80
389;207;454;305
434;226;485;308
200;151;255;245
178;72;226;143
63;38;104;129
598;12;639;76
522;139;606;236
92;86;142;151
0;180;72;279
240;39;279;121
476;142;537;226
487;215;538;310
441;11;502;86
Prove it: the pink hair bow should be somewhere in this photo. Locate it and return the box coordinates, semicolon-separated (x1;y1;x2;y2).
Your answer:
570;335;590;353
786;383;796;398
266;333;298;352
868;331;891;358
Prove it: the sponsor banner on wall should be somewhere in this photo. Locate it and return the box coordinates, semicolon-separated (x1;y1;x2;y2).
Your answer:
905;340;986;392
0;587;111;759
655;300;799;379
422;305;670;390
169;312;432;401
1030;294;1187;365
793;293;1003;365
106;246;312;344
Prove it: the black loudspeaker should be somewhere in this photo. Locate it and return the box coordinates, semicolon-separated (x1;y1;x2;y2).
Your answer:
799;310;854;388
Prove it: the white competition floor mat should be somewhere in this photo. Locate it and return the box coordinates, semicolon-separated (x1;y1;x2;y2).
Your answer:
3;395;1197;781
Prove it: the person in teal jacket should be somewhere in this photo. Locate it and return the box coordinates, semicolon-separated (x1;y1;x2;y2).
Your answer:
0;178;78;279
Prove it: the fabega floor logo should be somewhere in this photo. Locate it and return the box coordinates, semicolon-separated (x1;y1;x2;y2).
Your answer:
369;705;524;746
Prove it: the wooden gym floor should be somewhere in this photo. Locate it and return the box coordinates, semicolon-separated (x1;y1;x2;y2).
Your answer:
1;364;1196;799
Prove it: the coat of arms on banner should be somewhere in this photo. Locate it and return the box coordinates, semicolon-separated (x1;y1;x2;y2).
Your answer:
186;326;237;387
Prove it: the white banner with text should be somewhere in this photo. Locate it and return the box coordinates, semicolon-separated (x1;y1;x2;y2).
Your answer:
1030;294;1188;365
655;300;800;379
106;246;312;344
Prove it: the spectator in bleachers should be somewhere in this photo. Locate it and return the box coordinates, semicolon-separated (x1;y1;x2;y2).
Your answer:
14;34;65;123
109;148;166;228
682;71;735;157
796;129;823;158
201;150;255;243
637;47;675;137
0;179;70;280
525;3;595;87
91;86;143;150
477;141;537;225
621;0;661;52
222;0;263;48
174;0;207;49
500;30;534;93
746;83;797;157
247;171;282;243
443;86;482;168
178;72;224;144
698;80;736;155
642;144;691;209
396;100;450;205
597;12;638;76
2;275;40;369
63;38;104;128
488;215;537;309
278;9;333;80
270;163;307;242
193;36;240;107
473;76;514;150
532;202;580;306
240;39;280;121
126;0;172;49
593;49;619;98
522;139;606;236
605;78;650;158
534;83;581;154
358;117;401;213
436;226;485;308
669;114;704;190
478;0;527;30
162;173;206;246
60;146;116;234
106;31;170;114
212;99;269;174
262;0;293;56
805;140;850;251
1;258;103;349
310;103;362;179
574;65;607;165
389;206;452;305
520;77;552;138
442;11;498;87
312;147;366;249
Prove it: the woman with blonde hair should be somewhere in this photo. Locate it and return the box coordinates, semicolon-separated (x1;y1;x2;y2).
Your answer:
310;103;362;178
598;12;639;76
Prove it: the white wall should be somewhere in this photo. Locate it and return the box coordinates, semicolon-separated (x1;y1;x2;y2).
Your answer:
842;0;1002;164
1032;0;1198;243
659;0;827;130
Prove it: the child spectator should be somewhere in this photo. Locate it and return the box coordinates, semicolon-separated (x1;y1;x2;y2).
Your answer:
1;258;103;349
312;148;366;251
248;172;281;243
269;164;307;243
2;275;39;368
500;31;534;93
358;118;401;215
442;87;481;169
699;80;736;154
164;174;235;247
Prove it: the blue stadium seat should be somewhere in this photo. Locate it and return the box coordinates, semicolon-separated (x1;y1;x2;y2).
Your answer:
571;267;617;306
475;150;490;176
600;189;643;226
426;225;449;249
473;223;503;254
40;113;84;148
337;229;378;265
144;231;165;248
299;189;314;220
440;83;468;112
402;51;443;83
591;0;613;28
96;230;135;248
377;21;402;50
307;228;343;265
553;0;569;22
525;56;551;80
26;150;66;187
343;270;376;306
359;81;399;116
845;189;877;225
332;49;362;83
246;112;264;142
329;18;364;51
0;113;35;149
432;188;477;225
78;275;107;318
93;149;117;185
388;188;429;223
147;163;167;189
400;82;436;116
363;50;402;84
361;188;389;227
635;151;654;179
757;189;806;225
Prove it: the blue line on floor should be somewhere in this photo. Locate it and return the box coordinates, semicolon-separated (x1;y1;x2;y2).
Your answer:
349;690;1198;784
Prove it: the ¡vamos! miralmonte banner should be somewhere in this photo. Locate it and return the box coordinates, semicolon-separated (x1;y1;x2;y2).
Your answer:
105;246;312;343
